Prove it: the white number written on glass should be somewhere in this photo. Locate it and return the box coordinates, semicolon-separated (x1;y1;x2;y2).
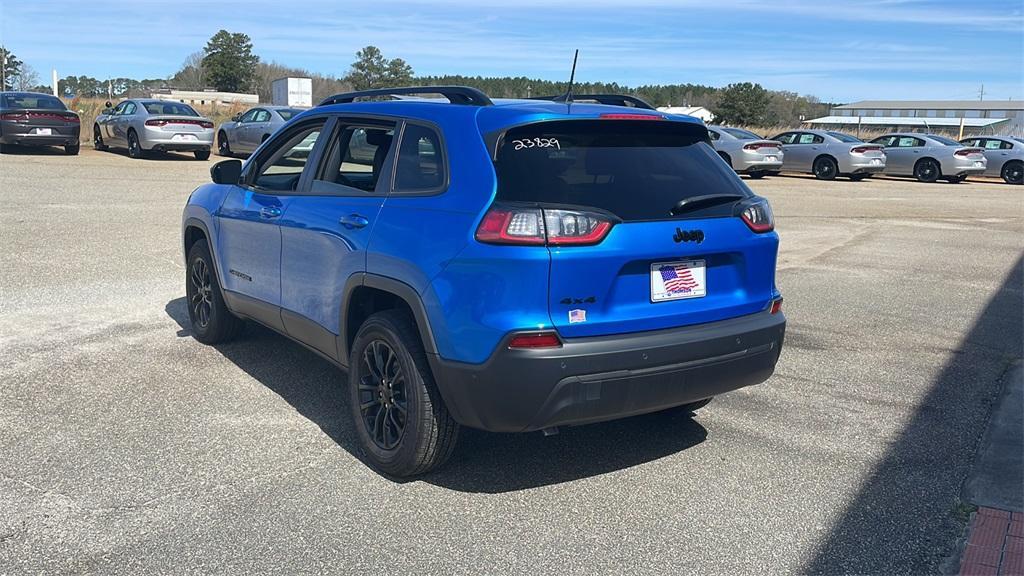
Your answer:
512;138;560;151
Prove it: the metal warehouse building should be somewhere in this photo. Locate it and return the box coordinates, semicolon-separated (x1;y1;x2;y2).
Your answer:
806;100;1024;136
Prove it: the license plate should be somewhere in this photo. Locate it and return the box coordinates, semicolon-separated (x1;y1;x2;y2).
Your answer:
765;155;777;162
33;128;52;136
651;260;706;302
974;161;984;167
872;158;882;165
172;133;198;141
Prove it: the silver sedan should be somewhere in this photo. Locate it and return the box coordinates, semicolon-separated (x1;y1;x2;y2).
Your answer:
706;126;783;178
959;135;1023;185
869;133;987;183
94;99;214;160
216;106;302;156
770;129;886;180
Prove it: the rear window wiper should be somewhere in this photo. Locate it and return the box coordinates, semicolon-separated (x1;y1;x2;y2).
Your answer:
670;194;745;216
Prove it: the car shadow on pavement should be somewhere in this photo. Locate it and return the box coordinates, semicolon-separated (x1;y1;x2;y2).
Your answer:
0;145;72;156
166;297;708;492
803;256;1023;574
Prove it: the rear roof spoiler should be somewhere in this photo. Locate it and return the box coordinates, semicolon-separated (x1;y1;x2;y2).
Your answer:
319;86;493;107
529;93;656;110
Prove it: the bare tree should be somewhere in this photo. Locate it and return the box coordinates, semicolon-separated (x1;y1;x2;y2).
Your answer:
15;62;39;91
172;51;206;90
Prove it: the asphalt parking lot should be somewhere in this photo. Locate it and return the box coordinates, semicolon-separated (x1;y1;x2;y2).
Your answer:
2;148;1021;575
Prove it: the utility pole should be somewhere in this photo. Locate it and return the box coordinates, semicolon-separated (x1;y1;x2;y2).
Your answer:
978;84;986;101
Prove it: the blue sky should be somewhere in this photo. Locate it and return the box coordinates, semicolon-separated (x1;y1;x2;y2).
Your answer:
1;0;1021;102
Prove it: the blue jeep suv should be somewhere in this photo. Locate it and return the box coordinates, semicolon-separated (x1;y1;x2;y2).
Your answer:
181;86;785;476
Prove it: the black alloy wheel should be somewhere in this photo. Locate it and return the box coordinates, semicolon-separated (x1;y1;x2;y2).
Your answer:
914;159;941;183
218;131;231;156
184;239;243;344
813;156;838;181
188;256;214;330
127;131;144;159
94;125;107;151
1002;161;1023;185
357;340;409;450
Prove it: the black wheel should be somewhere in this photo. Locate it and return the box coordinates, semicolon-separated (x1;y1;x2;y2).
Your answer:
849;173;869;181
1002;161;1023;185
747;171;766;179
349;310;459;477
194;150;211;161
185;239;243;344
217;131;231;156
127;130;145;159
93;125;107;151
914;158;941;183
812;156;838;180
65;143;80;155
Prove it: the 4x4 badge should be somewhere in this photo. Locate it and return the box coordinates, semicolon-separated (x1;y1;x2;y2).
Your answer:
673;228;705;243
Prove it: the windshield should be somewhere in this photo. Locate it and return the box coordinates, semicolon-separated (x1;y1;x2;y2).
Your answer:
276;109;302;121
723;128;761;140
929;134;962;146
1;94;67;110
143;102;199;116
827;131;862;143
495;120;751;222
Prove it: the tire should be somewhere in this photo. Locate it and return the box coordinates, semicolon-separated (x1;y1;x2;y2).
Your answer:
217;131;231;157
1002;161;1023;185
127;130;145;159
849;173;870;181
812;156;838;180
93;125;107;151
913;158;941;183
185;239;243;344
747;171;766;179
348;309;459;477
65;143;80;156
194;150;211;161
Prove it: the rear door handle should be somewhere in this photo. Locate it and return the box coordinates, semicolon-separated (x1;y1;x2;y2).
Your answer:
260;206;282;219
340;214;370;229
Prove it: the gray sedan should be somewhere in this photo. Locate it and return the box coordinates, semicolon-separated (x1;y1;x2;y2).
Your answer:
216;106;302;156
869;133;987;183
770;129;886;180
959;135;1023;185
706;126;783;178
95;99;214;160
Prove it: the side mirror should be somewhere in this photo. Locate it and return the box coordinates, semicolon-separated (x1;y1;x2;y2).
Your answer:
210;159;242;185
231;113;241;122
105;101;113;109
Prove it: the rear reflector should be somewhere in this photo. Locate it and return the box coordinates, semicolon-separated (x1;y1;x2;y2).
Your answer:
770;298;783;314
508;331;562;349
599;113;663;121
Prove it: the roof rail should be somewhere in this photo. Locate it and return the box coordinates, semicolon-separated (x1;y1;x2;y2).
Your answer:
530;93;655;110
319;86;493;107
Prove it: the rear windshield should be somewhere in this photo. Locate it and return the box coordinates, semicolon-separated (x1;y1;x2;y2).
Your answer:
277;109;302;121
928;134;961;146
723;127;761;140
827;131;862;143
143;102;199;116
495;120;752;222
1;94;66;110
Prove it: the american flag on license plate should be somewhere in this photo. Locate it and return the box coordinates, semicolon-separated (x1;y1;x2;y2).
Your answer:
660;265;699;293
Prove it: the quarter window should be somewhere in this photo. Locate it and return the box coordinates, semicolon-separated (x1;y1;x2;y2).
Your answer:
707;129;721;141
252;123;325;191
394;123;446;193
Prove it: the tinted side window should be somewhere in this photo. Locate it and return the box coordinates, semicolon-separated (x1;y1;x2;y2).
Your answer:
871;136;897;147
394;123;446;193
707;129;721;141
253;122;325;191
239;109;257;123
314;122;396;194
253;110;271;122
122;102;137;115
773;133;795;144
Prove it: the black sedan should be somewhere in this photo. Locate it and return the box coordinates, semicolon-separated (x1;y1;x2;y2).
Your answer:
0;91;81;155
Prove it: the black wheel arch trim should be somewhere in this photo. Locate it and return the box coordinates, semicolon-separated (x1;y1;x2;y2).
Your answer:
339;273;439;364
183;217;230;307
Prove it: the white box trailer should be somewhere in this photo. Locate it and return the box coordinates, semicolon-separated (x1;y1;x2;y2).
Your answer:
271;77;313;108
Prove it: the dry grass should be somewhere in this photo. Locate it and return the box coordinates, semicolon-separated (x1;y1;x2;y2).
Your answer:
65;97;249;144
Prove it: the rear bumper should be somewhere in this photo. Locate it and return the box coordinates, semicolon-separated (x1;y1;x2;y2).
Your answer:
844;159;886;174
0;121;79;146
140;127;213;151
945;159;987;176
735;157;784;172
430;310;786;432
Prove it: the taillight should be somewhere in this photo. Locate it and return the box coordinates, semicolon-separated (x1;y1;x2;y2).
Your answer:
743;142;778;151
200;121;214;129
145;119;168;127
1;112;28;121
740;198;774;233
599;113;663;121
954;148;980;157
508;331;562;349
851;146;880;154
770;298;783;314
476;204;615;246
66;115;80;123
